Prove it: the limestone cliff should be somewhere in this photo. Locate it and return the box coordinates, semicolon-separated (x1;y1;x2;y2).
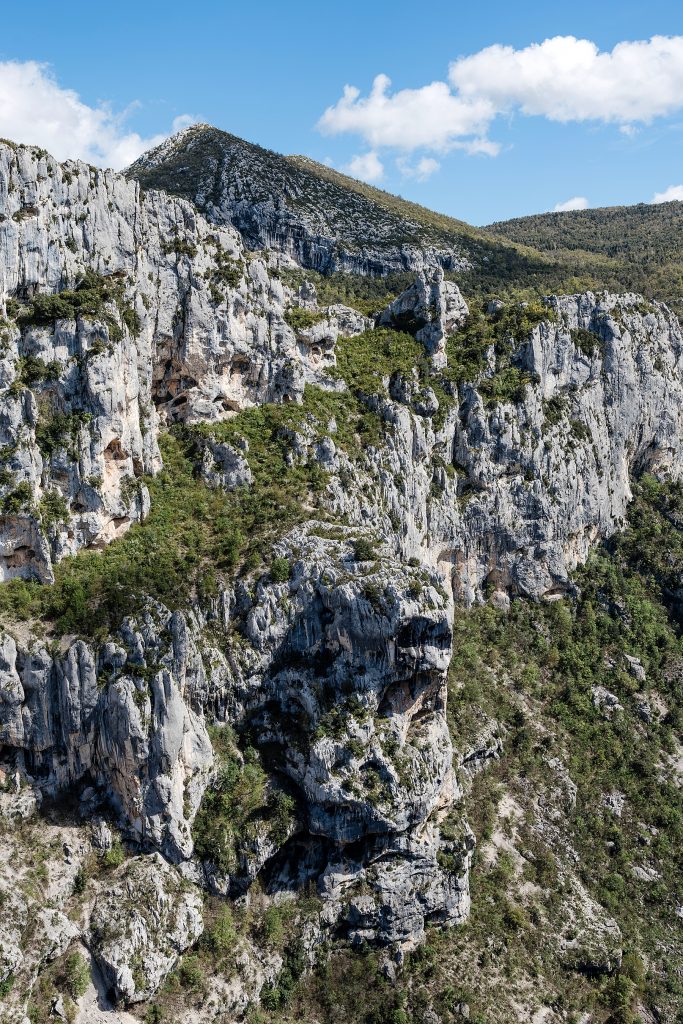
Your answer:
1;132;683;1023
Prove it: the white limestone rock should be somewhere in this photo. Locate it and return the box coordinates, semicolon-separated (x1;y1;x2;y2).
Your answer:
88;853;203;1004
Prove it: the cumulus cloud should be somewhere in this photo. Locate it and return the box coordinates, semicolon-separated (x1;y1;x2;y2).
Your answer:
319;35;683;159
0;60;193;169
553;196;589;212
652;184;683;203
397;156;441;181
449;35;683;125
170;114;198;134
319;74;494;152
344;150;384;182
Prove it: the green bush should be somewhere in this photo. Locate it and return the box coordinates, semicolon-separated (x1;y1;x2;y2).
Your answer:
571;326;604;357
122;305;141;334
0;415;328;637
271;556;291;583
3;481;33;513
442;301;547;401
352;538;377;562
63;951;90;1000
35;408;91;457
192;730;268;873
178;955;204;990
39;490;70;528
162;237;197;259
283;269;414;316
0;973;14;998
15;354;61;387
262;904;287;948
203;907;237;956
14;271;128;341
284;306;325;332
542;394;568;427
570;419;592;442
213;248;243;288
267;790;296;844
442;477;683;1019
101;838;125;869
478;366;537;406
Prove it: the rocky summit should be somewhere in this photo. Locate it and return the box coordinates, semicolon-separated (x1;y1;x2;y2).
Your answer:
1;128;683;1024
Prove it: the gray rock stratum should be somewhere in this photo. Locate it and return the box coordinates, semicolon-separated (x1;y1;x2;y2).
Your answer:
1;132;683;1017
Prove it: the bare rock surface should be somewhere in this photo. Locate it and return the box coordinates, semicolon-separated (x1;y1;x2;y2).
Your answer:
88;853;203;1003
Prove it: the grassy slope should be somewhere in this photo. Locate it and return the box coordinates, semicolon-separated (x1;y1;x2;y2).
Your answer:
283;172;683;306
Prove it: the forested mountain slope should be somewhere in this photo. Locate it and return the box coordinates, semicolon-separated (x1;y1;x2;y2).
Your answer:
487;202;683;313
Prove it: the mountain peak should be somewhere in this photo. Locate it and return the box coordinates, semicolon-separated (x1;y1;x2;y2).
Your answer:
127;126;483;277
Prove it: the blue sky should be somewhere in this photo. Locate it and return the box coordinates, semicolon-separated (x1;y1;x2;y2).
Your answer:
1;0;682;223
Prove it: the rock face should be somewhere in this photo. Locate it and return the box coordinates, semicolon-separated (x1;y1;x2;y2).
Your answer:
322;288;683;602
88;853;204;1002
0;615;214;862
0;140;371;582
127;125;470;276
448;291;683;600
0;527;466;943
379;269;469;368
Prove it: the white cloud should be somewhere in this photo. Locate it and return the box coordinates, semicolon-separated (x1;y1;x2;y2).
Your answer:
0;60;192;169
449;35;683;124
171;114;198;134
397;156;441;181
456;137;501;157
652;184;683;203
319;74;494;152
344;150;384;182
319;35;683;160
553;196;589;212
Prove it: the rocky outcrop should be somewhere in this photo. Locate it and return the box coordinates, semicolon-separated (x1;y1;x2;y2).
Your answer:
379;269;468;368
0;524;466;944
316;290;683;602
319;817;474;948
0;617;214;862
88;853;204;1003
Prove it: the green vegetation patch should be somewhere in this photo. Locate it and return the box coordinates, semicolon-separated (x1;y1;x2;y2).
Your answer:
571;326;605;357
192;725;295;874
487;201;683;313
332;326;426;396
0;411;327;636
35;404;92;458
443;475;683;1022
284;306;325;332
441;301;547;404
283;268;415;316
10;270;137;341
